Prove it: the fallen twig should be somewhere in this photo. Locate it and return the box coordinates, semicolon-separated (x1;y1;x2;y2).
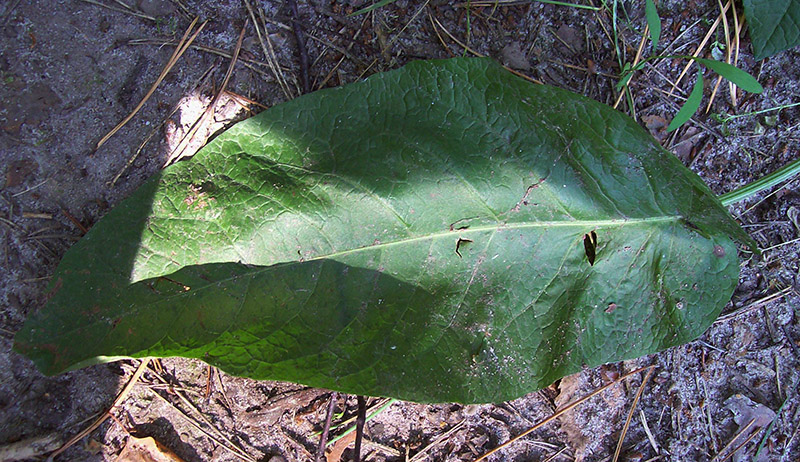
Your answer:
47;359;149;460
315;392;338;462
287;0;311;93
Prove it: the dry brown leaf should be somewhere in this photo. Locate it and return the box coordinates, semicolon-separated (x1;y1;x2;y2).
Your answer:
326;431;357;462
641;114;669;142
116;436;185;462
5;159;38;188
0;433;62;462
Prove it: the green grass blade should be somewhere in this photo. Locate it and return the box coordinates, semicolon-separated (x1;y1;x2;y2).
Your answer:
668;73;704;132
719;156;800;206
645;0;661;49
754;399;789;459
612;0;621;67
533;0;602;10
348;0;398;16
326;398;398;446
695;58;763;93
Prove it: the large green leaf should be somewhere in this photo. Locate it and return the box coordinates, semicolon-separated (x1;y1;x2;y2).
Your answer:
744;0;800;59
15;58;754;404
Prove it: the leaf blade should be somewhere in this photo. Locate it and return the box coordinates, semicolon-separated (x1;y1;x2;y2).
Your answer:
695;57;764;93
743;0;800;59
668;72;705;132
645;0;662;50
15;58;753;403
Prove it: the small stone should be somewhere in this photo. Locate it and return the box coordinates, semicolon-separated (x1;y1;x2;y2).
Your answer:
787;206;800;232
555;24;584;54
136;0;175;16
501;42;530;71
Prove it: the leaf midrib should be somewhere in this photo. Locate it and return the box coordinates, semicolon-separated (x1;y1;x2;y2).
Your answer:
150;214;681;294
311;215;679;262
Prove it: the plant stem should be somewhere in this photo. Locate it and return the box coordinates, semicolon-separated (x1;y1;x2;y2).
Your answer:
348;0;398;16
326;398;398;446
314;392;337;462
533;0;602;10
719;157;800;206
717;101;800;123
353;396;367;462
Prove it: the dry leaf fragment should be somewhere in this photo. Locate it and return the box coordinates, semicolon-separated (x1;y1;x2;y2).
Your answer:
326;431;357;462
0;433;62;462
5;159;38;188
116;436;185;462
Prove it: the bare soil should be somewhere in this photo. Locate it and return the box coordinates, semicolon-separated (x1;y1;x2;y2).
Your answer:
1;1;798;461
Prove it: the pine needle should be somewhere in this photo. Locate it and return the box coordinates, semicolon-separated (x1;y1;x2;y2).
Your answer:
96;17;205;149
473;365;654;462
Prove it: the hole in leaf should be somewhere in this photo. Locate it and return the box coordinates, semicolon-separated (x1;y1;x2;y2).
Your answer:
583;230;597;265
682;218;701;232
455;238;473;258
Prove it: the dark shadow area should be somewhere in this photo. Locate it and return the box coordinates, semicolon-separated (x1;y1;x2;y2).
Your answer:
133;416;204;462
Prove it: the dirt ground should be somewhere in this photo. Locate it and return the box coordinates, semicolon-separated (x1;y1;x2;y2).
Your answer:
1;0;799;461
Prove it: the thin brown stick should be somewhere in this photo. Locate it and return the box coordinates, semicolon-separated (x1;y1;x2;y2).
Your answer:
146;368;255;462
613;23;649;111
428;11;482;57
612;366;656;462
473;364;654;462
353;396;368;462
706;0;731;112
171;0;192;19
429;11;454;56
729;7;744;108
710;417;757;462
359;0;430;78
315;392;338;462
715;287;791;323
48;359;150;460
316;14;369;89
96;17;205;149
127;38;275;81
61;209;88;235
79;0;156;21
287;0;310;94
244;0;293;99
428;11;543;85
107;64;217;187
670;0;731;95
224;90;267;110
164;22;246;166
409;419;466;461
719;420;763;462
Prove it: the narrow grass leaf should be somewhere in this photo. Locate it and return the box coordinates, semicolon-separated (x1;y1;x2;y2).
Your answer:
719;156;800;206
695;58;763;93
532;0;602;10
615;70;634;91
645;0;661;50
348;0;398;16
668;72;704;132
